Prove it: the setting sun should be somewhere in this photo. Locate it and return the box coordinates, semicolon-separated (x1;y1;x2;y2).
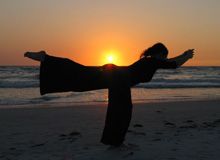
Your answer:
106;55;115;63
102;50;121;65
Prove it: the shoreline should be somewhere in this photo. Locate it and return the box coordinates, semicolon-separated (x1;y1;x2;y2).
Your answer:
0;97;219;110
1;87;220;109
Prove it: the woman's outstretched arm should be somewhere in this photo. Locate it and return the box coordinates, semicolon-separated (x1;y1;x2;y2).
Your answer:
168;49;194;67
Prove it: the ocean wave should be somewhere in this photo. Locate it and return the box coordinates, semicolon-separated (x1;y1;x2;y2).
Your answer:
0;80;39;88
1;79;220;89
151;78;220;83
136;82;220;88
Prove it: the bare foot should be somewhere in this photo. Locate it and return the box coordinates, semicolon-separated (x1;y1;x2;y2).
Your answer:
24;51;46;62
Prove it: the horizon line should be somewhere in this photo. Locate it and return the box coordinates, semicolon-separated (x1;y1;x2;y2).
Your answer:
0;65;219;67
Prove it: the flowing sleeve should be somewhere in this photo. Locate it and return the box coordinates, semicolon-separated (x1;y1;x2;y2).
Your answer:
156;59;178;69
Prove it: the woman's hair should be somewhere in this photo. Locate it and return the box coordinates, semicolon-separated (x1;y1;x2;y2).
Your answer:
140;43;168;59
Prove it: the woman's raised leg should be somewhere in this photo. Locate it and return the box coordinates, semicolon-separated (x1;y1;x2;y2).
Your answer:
24;51;46;62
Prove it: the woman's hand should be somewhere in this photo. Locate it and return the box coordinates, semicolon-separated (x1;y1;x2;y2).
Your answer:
168;49;195;68
183;49;194;59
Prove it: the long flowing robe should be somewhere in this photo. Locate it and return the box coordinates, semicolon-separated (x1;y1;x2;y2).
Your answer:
40;54;177;146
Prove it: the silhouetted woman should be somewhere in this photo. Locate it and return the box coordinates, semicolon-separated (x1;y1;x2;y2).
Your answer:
24;43;194;146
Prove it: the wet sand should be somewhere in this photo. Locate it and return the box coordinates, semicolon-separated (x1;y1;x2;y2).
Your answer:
0;100;220;160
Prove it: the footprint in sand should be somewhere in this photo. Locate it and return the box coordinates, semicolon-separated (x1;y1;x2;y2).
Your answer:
179;124;198;129
201;122;216;128
59;131;81;142
183;120;194;123
164;121;176;128
200;118;220;129
179;119;220;129
133;124;143;128
30;142;46;148
69;131;81;136
127;124;146;136
128;129;146;136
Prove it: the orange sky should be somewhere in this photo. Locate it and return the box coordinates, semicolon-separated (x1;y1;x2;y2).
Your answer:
0;0;220;66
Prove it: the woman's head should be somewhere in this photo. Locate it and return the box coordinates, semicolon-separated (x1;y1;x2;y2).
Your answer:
140;43;168;59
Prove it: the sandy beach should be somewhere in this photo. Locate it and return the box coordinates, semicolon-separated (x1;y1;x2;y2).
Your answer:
0;99;220;160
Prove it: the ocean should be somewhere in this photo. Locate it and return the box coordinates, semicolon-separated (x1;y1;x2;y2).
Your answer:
0;66;220;107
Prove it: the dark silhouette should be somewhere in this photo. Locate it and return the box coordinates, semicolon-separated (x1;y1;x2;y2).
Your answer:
24;43;194;146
